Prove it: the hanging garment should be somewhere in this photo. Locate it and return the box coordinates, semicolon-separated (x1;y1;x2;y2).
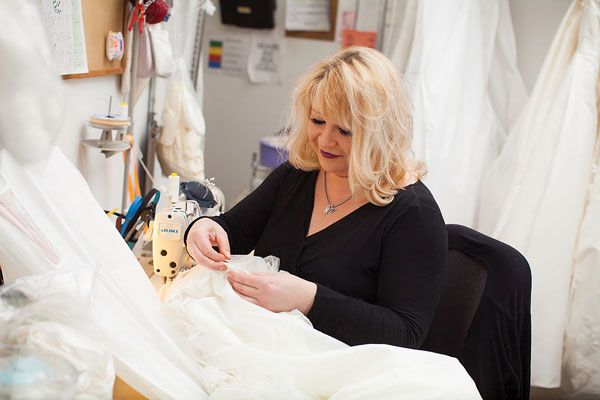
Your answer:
157;60;206;181
161;255;482;400
477;0;600;388
382;0;418;73
563;1;600;392
402;0;526;226
564;127;600;396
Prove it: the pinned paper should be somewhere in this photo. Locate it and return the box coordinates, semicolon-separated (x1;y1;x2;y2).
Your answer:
206;32;250;78
247;33;282;84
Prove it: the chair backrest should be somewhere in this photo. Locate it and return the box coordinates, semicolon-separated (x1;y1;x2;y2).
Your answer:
421;248;488;356
424;224;532;400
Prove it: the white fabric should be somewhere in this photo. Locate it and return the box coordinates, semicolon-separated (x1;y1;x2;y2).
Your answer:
478;0;600;387
161;255;482;400
383;0;418;72
0;0;63;165
403;0;526;226
564;135;600;395
563;1;600;394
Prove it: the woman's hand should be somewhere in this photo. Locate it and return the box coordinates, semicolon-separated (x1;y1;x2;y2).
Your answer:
227;270;317;315
186;218;231;270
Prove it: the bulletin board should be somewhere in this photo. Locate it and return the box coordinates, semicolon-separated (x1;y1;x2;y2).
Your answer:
285;0;338;41
64;0;128;79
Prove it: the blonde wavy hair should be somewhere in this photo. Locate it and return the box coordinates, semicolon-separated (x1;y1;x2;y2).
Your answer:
286;46;426;206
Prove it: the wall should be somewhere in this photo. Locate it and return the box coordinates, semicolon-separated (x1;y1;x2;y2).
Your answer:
202;1;339;205
59;76;149;211
201;0;572;206
510;0;572;92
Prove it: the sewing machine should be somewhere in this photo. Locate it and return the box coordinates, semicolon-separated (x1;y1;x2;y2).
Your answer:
151;173;200;282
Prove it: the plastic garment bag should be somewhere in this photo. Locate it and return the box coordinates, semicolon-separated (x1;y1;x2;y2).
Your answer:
478;0;600;388
402;0;527;226
156;0;215;181
0;148;209;399
160;255;482;400
0;270;114;399
157;59;207;181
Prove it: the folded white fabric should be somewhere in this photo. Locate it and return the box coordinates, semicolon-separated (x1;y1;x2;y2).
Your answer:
162;255;482;400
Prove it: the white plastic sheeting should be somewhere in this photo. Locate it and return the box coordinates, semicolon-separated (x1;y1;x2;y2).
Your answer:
0;271;115;399
0;149;209;399
478;0;600;388
400;0;527;226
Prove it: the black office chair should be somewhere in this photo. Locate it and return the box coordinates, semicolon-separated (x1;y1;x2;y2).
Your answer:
421;224;532;400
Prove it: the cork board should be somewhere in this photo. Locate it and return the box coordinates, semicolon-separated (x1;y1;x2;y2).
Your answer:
64;0;128;79
285;0;338;41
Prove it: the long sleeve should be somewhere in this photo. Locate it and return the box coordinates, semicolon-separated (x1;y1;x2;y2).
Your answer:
306;203;448;348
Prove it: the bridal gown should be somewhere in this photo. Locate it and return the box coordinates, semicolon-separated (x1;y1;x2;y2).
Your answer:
478;0;600;388
400;0;526;226
562;1;600;395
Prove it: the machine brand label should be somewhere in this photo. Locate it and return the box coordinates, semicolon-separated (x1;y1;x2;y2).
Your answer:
158;223;182;241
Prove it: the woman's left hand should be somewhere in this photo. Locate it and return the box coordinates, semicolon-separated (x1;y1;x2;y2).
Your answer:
227;270;317;315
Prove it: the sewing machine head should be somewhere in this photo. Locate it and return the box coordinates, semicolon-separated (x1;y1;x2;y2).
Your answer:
151;199;200;281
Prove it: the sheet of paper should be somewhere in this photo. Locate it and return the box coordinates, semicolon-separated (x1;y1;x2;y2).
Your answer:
247;33;282;84
206;32;250;78
37;0;88;75
285;0;330;32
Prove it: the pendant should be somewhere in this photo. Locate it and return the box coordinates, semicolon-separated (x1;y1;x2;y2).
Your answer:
323;204;337;215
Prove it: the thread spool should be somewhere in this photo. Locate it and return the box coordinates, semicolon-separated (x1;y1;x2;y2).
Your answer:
168;173;180;203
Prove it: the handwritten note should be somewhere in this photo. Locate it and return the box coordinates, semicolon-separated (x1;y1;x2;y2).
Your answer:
37;0;88;75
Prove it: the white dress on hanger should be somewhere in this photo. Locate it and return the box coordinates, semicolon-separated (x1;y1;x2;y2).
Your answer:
402;0;526;226
477;0;600;388
563;1;600;394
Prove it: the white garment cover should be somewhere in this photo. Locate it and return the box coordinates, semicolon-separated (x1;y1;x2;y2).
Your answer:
478;0;600;388
403;0;526;226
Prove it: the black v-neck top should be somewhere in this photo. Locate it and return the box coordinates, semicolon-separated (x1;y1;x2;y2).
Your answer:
196;162;448;348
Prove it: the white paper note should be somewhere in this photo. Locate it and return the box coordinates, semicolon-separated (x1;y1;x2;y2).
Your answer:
37;0;88;75
285;0;330;32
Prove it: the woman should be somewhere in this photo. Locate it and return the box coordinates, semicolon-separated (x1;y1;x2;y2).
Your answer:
185;47;447;348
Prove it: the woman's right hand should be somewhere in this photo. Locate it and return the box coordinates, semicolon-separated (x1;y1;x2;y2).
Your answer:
186;218;231;270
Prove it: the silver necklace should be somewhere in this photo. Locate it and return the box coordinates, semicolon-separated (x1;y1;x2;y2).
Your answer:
323;172;353;215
